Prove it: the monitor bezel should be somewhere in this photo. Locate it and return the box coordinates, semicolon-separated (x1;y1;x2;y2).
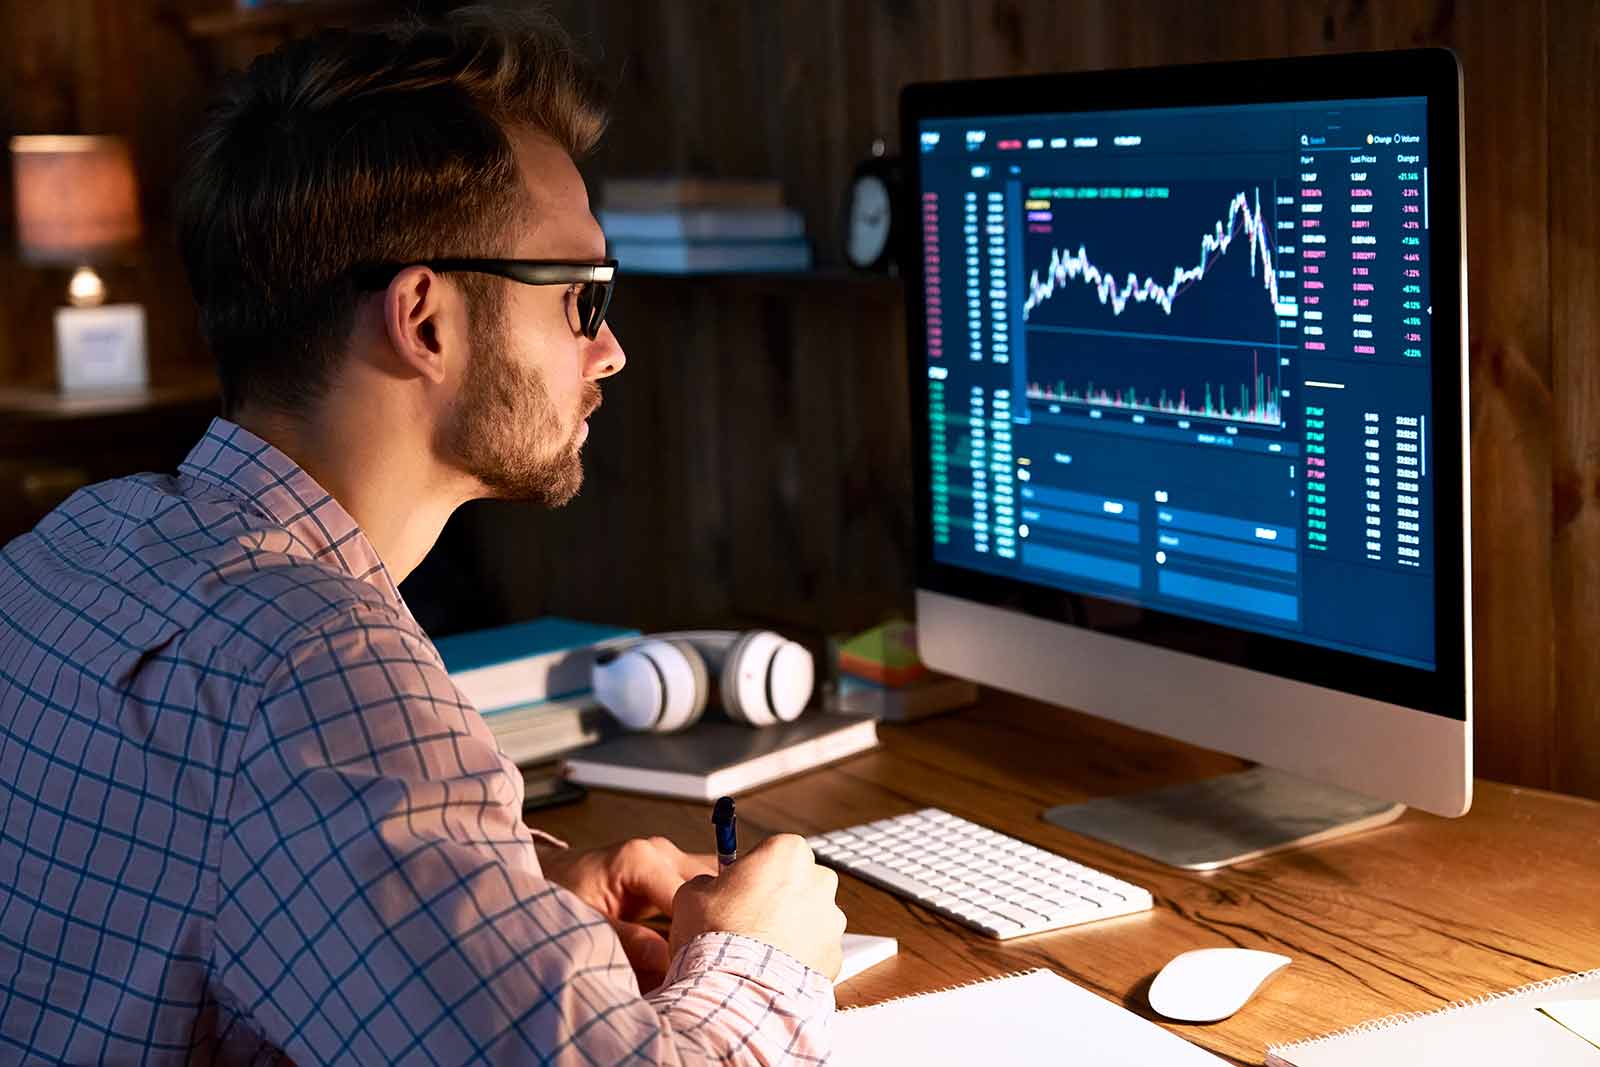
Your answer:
898;48;1467;721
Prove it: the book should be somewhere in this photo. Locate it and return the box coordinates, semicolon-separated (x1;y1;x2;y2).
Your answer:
833;968;1227;1066
837;933;898;985
562;712;878;800
834;672;978;723
479;694;610;767
1266;967;1600;1066
607;238;813;275
601;176;784;210
433;617;639;713
598;206;805;242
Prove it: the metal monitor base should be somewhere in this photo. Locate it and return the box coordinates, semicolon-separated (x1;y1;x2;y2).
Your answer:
1041;766;1406;871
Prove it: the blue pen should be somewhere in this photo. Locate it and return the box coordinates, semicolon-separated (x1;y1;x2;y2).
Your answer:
712;796;738;869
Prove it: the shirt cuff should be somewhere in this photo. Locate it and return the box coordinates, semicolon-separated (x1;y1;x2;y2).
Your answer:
663;932;834;1003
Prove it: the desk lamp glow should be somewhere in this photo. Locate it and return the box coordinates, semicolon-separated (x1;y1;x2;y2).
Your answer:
10;135;148;392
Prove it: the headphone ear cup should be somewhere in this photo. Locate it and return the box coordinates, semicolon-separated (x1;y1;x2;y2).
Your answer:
592;640;706;732
765;638;815;722
716;631;761;725
654;639;710;732
591;646;663;731
720;630;815;726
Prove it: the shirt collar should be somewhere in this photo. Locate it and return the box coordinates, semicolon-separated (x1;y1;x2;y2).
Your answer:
179;417;401;602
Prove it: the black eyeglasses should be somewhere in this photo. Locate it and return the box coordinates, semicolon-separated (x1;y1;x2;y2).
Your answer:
355;258;618;340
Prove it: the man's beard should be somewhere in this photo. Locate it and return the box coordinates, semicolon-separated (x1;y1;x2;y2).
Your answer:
440;299;598;507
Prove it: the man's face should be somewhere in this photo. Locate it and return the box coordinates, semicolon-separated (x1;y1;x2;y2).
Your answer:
439;129;624;506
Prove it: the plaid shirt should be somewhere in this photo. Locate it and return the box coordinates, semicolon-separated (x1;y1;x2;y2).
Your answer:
0;418;833;1065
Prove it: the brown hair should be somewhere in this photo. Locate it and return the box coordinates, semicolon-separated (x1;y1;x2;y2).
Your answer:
174;6;607;416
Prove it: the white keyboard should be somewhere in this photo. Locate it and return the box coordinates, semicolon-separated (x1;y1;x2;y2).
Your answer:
807;808;1153;940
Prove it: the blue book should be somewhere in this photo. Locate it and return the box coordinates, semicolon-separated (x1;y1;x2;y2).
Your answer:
434;617;639;712
598;207;806;242
608;238;813;275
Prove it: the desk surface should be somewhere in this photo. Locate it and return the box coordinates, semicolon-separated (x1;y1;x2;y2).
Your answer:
530;692;1600;1066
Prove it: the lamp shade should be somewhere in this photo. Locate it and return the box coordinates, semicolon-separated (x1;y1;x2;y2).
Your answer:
10;135;142;265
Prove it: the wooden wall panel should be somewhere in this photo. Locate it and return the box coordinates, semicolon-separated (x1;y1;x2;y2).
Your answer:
1445;1;1557;788
1549;0;1600;796
768;2;865;265
461;280;738;633
1398;0;1548;793
712;279;913;632
450;274;910;637
511;0;1583;794
5;0;1599;797
2;1;80;384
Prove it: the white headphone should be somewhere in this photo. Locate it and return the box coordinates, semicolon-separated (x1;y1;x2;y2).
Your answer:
590;630;815;732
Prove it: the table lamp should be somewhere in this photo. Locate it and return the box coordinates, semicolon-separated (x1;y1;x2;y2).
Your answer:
10;135;148;392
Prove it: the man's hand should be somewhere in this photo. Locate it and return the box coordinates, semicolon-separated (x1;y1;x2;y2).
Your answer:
538;836;716;991
670;834;847;979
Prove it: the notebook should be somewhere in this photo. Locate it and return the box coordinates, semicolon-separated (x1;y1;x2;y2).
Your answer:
834;672;979;722
562;713;878;800
832;968;1227;1066
1266;967;1600;1066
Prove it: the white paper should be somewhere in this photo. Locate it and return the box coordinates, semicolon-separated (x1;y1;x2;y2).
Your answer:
1540;1001;1600;1052
834;968;1227;1066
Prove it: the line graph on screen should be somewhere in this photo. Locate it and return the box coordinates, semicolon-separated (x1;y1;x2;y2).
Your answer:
1019;180;1294;430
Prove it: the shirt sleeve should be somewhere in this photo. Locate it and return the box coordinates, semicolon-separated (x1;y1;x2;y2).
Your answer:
213;603;834;1065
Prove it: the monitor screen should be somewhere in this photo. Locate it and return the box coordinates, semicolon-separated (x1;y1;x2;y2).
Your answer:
905;57;1466;721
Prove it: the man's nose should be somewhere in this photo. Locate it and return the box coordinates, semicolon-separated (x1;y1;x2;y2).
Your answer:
586;322;625;379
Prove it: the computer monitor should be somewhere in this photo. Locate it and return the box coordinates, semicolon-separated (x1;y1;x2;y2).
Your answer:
899;49;1469;869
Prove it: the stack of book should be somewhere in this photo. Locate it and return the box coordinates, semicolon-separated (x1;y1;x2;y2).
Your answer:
433;617;639;766
830;618;979;723
600;176;812;275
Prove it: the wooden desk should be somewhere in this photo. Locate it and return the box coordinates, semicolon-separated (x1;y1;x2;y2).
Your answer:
530;692;1600;1066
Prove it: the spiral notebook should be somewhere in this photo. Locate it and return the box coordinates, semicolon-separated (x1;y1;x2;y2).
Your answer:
1266;967;1600;1066
832;968;1226;1066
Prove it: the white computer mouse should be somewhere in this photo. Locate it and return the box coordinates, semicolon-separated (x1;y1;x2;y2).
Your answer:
1148;947;1291;1022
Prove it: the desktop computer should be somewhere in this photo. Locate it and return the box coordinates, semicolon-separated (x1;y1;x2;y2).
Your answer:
898;49;1469;869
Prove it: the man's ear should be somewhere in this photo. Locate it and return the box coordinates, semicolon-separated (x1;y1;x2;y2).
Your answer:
381;266;450;385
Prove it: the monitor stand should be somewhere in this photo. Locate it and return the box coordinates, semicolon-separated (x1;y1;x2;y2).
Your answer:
1041;766;1406;871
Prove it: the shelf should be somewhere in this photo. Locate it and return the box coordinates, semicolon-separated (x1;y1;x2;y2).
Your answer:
0;377;219;420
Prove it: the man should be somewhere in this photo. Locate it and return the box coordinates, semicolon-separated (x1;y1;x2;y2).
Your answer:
0;8;844;1064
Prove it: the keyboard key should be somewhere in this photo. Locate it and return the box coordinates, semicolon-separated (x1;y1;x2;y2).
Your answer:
850;862;937;898
974;915;1023;937
984;901;1042;925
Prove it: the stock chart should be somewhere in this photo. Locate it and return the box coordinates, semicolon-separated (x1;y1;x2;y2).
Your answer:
915;97;1439;669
